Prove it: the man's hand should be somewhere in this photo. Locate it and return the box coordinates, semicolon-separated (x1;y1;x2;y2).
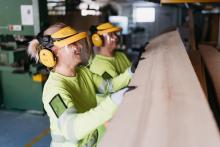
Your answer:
111;86;137;105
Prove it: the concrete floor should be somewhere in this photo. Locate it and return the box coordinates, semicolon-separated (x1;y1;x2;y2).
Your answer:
0;109;51;147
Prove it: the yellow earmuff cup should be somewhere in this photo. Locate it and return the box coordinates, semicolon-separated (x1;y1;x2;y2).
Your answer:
92;34;103;47
39;49;56;68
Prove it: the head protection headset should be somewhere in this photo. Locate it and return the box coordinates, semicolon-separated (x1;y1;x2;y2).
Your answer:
90;23;121;47
36;26;87;68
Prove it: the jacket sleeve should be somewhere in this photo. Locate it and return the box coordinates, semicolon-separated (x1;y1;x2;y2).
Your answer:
91;67;133;94
48;92;118;142
123;53;132;66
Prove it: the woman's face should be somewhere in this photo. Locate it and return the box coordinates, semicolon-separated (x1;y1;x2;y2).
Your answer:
57;41;83;67
103;32;119;51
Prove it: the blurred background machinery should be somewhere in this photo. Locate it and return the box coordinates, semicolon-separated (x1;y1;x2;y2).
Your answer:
0;0;220;146
0;0;48;112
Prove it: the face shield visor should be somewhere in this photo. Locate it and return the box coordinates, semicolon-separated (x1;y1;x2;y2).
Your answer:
77;36;92;65
51;27;92;66
112;31;122;48
116;31;123;49
102;31;122;50
97;23;122;49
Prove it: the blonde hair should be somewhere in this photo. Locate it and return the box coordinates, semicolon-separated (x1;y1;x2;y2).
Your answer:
27;23;67;62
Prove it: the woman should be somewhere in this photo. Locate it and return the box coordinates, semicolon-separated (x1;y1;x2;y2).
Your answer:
28;23;133;147
89;22;131;79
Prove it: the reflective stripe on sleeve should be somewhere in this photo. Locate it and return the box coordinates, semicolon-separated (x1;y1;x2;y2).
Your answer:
51;134;66;143
98;79;113;93
58;107;78;144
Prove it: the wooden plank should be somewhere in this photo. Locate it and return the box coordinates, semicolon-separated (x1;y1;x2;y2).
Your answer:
199;44;220;107
99;31;220;147
188;50;207;97
161;0;220;3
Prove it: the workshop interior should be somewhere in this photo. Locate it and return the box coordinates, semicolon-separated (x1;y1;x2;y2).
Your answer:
0;0;220;147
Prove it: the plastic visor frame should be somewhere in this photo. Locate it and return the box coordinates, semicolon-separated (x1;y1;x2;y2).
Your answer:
53;32;87;48
97;27;121;35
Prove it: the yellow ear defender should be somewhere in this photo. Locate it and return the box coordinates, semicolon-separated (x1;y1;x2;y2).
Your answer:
91;23;121;47
39;48;56;68
37;26;87;68
92;34;103;47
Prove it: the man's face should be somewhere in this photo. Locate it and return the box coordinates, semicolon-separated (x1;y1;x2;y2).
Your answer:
58;41;83;67
103;32;119;51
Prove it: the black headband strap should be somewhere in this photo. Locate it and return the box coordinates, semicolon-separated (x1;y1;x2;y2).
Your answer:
36;32;54;49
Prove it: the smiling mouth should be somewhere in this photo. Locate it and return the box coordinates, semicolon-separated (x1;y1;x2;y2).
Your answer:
75;51;81;55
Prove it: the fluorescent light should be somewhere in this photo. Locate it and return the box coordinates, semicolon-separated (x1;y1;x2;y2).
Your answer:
133;7;155;23
81;9;101;16
79;3;88;10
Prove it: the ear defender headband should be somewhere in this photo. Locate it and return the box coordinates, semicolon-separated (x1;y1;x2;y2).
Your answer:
91;23;121;47
37;26;87;68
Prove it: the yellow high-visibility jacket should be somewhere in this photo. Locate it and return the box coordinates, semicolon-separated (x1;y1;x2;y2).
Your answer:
43;66;132;147
89;51;131;79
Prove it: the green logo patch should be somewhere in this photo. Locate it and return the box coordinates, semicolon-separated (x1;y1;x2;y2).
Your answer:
102;72;112;79
49;94;67;118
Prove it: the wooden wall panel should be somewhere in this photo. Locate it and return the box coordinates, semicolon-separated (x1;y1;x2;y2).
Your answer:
99;31;220;147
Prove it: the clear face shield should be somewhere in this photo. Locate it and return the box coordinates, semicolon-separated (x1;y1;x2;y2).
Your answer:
103;31;122;50
77;36;93;65
52;28;93;66
50;26;93;66
62;36;92;66
115;31;122;49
